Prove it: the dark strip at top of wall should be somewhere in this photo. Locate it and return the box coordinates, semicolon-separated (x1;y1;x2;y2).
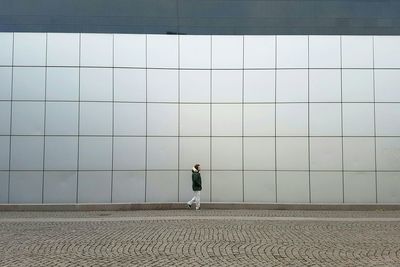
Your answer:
1;0;400;35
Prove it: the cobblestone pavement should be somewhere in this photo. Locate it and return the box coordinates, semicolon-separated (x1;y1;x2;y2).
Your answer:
1;210;400;266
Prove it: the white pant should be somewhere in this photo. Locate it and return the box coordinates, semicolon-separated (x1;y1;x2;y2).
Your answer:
187;191;200;209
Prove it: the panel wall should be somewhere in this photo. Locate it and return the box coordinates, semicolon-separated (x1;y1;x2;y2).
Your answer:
0;33;399;204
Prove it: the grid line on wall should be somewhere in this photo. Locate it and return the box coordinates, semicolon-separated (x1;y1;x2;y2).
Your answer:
340;35;345;203
144;34;148;202
6;169;399;172
2;134;400;138
372;36;378;203
4;99;400;104
76;33;81;204
274;35;278;203
110;34;115;203
41;33;48;203
6;65;400;71
177;35;180;202
209;35;213;202
7;33;15;203
242;35;245;202
307;35;311;203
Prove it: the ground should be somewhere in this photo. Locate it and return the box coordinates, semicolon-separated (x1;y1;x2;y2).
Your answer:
1;209;400;266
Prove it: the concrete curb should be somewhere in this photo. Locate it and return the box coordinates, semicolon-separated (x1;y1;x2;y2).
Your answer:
0;203;399;211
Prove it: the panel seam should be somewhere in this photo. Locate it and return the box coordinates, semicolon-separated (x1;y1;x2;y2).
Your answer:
307;35;311;204
210;35;213;202
274;35;278;203
42;33;48;203
111;34;115;203
7;32;15;203
145;35;148;202
177;35;180;202
340;35;345;203
76;33;81;203
372;36;378;204
242;35;245;202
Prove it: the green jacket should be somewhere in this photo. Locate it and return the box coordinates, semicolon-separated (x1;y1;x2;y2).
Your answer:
192;170;202;191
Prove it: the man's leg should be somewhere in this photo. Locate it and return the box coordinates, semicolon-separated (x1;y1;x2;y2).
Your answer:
195;191;201;210
187;191;196;207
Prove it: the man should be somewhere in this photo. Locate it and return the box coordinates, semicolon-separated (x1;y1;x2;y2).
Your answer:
186;164;202;210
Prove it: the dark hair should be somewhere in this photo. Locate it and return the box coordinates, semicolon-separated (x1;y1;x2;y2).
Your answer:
194;164;200;170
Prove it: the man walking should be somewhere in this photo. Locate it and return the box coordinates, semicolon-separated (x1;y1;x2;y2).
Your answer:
186;164;202;210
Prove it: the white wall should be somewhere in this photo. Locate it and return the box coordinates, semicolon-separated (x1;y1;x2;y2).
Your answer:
0;32;399;204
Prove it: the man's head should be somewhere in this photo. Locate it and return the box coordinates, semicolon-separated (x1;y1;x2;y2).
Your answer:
194;164;201;171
